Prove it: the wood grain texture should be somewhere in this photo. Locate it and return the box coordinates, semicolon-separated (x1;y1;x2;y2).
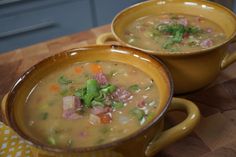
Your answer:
1;24;236;157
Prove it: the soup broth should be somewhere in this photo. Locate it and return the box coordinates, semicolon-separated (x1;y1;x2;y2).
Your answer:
124;14;226;52
24;61;159;148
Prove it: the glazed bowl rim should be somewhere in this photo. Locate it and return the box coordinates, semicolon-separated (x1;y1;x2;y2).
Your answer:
111;0;236;56
5;45;174;153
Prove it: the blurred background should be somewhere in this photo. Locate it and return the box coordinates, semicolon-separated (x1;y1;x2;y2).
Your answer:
0;0;235;53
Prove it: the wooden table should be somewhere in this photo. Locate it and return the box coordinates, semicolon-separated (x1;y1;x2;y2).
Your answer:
1;24;236;157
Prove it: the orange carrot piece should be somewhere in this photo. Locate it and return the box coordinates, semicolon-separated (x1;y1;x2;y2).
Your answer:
74;66;83;74
90;64;103;74
50;84;60;92
99;114;112;124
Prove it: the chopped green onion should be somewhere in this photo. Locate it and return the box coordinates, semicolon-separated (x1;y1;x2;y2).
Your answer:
186;26;201;34
162;39;175;49
94;92;105;102
60;88;69;96
128;84;140;92
157;24;169;32
112;101;124;109
100;84;116;94
131;108;145;121
75;80;100;107
48;136;56;145
86;79;99;97
83;94;94;108
146;112;156;122
74;88;86;98
155;23;202;51
58;75;72;85
172;29;184;43
39;112;48;120
74;79;118;108
100;84;110;89
91;100;104;107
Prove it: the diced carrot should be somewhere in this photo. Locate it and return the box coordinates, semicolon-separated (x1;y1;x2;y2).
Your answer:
99;114;112;124
74;66;83;74
90;64;103;74
50;84;60;92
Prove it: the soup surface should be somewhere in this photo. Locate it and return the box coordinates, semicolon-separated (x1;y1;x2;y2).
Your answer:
24;61;159;148
124;14;226;52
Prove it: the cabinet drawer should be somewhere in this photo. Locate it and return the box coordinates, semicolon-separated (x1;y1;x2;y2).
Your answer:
0;0;93;53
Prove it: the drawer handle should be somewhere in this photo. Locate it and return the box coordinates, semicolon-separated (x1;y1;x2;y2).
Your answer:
0;0;22;6
0;21;57;38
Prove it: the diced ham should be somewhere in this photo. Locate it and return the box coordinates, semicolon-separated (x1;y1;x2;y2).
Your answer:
94;72;108;85
105;107;113;113
200;39;213;48
63;96;82;110
195;17;203;23
177;18;188;26
62;109;81;120
90;106;112;115
137;100;146;108
79;131;88;137
183;33;189;39
62;96;83;120
205;28;213;33
111;87;132;103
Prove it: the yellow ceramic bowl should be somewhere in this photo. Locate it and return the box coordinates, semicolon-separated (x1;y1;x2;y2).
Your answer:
1;45;200;156
97;0;236;94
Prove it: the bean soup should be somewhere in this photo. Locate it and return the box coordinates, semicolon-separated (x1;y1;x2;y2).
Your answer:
24;61;159;148
124;14;226;52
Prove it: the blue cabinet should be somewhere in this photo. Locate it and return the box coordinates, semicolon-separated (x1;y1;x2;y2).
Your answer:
0;0;142;53
0;0;94;53
92;0;143;25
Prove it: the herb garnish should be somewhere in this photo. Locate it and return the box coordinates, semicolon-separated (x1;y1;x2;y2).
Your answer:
153;23;202;51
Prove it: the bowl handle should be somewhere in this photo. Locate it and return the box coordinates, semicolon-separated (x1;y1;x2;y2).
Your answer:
221;50;236;69
96;32;117;45
145;97;200;157
0;93;9;125
221;39;236;69
97;32;236;69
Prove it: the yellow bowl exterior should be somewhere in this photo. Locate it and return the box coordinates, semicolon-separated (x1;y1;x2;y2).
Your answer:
111;0;236;93
2;45;171;156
